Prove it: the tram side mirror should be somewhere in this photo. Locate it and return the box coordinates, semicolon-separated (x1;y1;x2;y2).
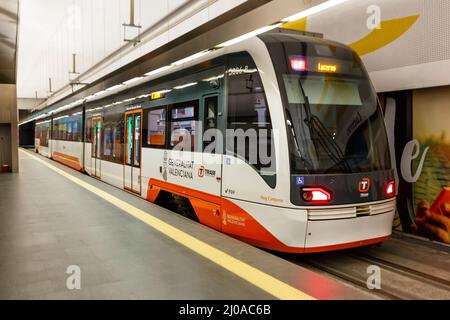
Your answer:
209;79;220;89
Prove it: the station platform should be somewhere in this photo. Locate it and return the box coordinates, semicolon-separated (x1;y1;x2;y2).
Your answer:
0;149;376;300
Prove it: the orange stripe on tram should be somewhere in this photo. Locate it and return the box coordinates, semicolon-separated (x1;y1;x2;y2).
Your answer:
147;179;390;253
147;179;304;252
52;152;83;171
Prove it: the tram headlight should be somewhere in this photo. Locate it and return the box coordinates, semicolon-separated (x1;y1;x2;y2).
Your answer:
385;181;395;197
301;187;332;203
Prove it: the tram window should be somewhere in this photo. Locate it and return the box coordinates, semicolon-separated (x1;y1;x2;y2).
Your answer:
57;121;62;140
203;96;218;152
61;122;67;140
73;120;78;141
103;127;112;157
35;126;41;142
147;108;166;147
204;97;217;130
67;122;72;141
50;122;54;140
40;126;46;146
51;122;56;140
112;124;123;163
39;123;49;147
86;119;92;142
54;122;59;140
227;56;276;187
73;121;78;141
169;100;198;151
172;105;194;119
134;114;141;166
64;121;68;140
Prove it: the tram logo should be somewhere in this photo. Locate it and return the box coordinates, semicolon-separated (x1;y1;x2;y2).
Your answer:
198;166;205;178
198;165;216;178
358;178;371;193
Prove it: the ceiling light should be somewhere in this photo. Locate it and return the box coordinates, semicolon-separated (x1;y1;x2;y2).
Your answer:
106;84;124;91
54;115;69;121
173;82;198;90
282;0;349;22
172;51;211;66
151;89;172;95
216;24;281;48
145;65;173;77
123;77;143;85
94;90;107;96
203;74;224;82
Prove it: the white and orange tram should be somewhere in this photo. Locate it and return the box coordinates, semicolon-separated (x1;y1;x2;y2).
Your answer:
34;29;396;253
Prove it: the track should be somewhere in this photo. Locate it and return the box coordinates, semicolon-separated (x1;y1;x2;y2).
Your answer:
277;237;450;300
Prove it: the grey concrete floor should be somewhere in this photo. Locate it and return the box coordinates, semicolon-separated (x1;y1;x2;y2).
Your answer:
0;149;370;299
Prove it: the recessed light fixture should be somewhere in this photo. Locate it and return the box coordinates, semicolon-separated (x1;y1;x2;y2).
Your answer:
106;84;124;91
203;74;224;82
151;89;172;95
172;51;211;66
94;90;107;96
145;65;173;77
123;77;143;85
216;24;281;48
173;82;198;90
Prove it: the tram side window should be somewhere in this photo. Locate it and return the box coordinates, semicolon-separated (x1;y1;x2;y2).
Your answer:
100;117;122;164
112;123;123;163
35;125;41;143
103;126;112;157
51;122;56;140
71;117;81;142
226;53;276;187
67;122;73;141
170;100;198;151
60;122;67;140
52;121;60;140
85;118;92;142
39;123;49;147
73;121;79;141
147;108;166;147
203;96;218;152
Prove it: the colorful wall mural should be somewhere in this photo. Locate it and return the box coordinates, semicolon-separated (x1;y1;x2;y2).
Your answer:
410;88;450;244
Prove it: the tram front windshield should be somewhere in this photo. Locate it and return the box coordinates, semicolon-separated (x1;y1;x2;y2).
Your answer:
267;38;391;174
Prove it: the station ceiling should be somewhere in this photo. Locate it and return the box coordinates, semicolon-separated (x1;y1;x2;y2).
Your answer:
0;0;18;84
16;0;248;99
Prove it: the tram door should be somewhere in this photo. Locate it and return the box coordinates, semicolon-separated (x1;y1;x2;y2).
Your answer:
91;117;102;178
124;110;142;194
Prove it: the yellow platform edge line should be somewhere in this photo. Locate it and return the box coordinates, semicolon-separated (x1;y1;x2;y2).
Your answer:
20;149;316;300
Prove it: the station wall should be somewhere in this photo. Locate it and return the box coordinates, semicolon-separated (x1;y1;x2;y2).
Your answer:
284;0;450;244
380;86;450;244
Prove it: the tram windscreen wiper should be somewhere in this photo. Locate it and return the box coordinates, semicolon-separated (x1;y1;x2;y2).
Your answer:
297;79;353;173
286;109;311;173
